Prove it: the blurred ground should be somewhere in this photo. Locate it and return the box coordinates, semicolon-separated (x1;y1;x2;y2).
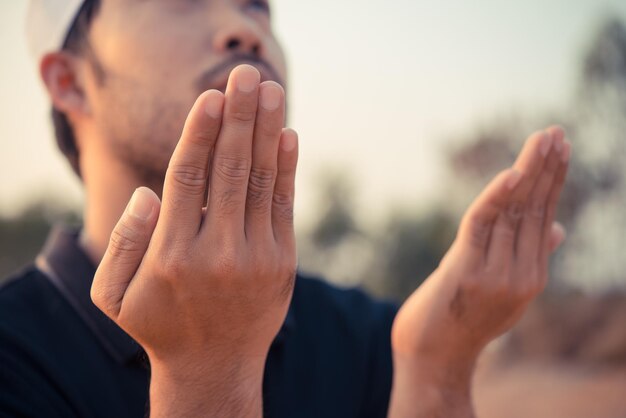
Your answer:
475;293;626;417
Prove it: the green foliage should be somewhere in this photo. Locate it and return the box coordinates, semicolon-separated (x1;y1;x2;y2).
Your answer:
581;18;626;98
367;211;456;301
310;171;359;248
299;170;456;301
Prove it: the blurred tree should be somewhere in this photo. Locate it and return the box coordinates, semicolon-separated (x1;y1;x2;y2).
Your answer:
560;17;626;290
365;210;456;301
0;201;80;281
580;18;626;102
297;169;376;288
298;169;455;301
310;169;359;248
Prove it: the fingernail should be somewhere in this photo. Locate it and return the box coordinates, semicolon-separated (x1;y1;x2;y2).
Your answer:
554;222;567;239
506;169;522;190
552;126;565;142
539;132;552;157
234;65;260;93
561;141;571;163
128;188;154;220
204;90;223;118
260;83;282;111
280;129;298;152
554;136;563;153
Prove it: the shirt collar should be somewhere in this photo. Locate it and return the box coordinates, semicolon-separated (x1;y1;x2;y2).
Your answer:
36;225;296;365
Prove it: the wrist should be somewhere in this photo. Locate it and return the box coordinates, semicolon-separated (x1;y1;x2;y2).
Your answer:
148;353;267;418
389;354;476;418
392;350;476;388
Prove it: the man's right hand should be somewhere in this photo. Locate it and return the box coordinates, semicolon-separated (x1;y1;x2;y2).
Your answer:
90;65;298;417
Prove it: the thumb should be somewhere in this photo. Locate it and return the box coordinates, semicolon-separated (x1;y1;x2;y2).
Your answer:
548;221;566;253
91;187;160;320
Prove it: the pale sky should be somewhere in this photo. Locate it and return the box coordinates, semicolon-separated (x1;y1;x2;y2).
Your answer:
1;0;626;226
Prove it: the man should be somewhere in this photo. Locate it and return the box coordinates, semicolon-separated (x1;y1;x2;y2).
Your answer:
0;0;570;416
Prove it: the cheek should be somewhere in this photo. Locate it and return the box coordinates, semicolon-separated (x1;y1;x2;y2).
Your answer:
92;80;195;176
89;68;193;148
102;41;195;92
92;9;199;92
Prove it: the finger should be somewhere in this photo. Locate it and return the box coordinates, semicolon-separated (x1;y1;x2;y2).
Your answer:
91;187;160;320
511;130;554;200
515;128;565;267
272;128;299;245
549;222;566;253
206;65;260;235
160;90;224;240
540;140;570;264
456;168;521;267
245;81;285;241
486;130;554;268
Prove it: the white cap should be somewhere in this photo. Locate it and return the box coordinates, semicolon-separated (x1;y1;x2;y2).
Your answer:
25;0;86;60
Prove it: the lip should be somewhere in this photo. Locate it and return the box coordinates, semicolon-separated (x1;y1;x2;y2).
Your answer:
199;59;280;94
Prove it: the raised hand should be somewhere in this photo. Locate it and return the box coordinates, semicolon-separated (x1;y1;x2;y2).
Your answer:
90;65;298;417
389;127;570;418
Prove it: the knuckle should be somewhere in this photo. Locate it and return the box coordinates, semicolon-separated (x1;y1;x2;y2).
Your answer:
526;200;546;220
213;251;241;278
247;189;272;214
107;224;143;259
249;167;276;190
216;188;244;216
272;192;294;224
90;279;117;318
90;283;106;310
191;128;218;145
247;167;276;212
278;265;297;302
155;249;189;282
214;156;250;186
272;189;292;208
167;163;207;195
492;222;516;242
503;201;524;226
465;215;491;248
229;108;257;124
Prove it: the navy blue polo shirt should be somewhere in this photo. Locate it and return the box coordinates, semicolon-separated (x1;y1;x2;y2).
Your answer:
0;227;397;417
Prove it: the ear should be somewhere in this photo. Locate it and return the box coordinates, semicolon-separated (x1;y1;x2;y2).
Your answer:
39;52;90;118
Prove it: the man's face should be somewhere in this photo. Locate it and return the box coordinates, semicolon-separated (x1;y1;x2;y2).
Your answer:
83;0;287;182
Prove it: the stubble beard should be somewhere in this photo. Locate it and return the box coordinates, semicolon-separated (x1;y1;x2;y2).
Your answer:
94;73;193;191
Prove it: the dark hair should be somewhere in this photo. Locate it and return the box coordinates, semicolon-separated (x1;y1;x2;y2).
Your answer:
52;0;101;178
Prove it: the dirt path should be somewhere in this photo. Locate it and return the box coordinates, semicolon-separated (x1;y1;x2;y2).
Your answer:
473;293;626;417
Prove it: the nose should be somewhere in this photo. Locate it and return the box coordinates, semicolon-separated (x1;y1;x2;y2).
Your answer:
213;13;263;57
